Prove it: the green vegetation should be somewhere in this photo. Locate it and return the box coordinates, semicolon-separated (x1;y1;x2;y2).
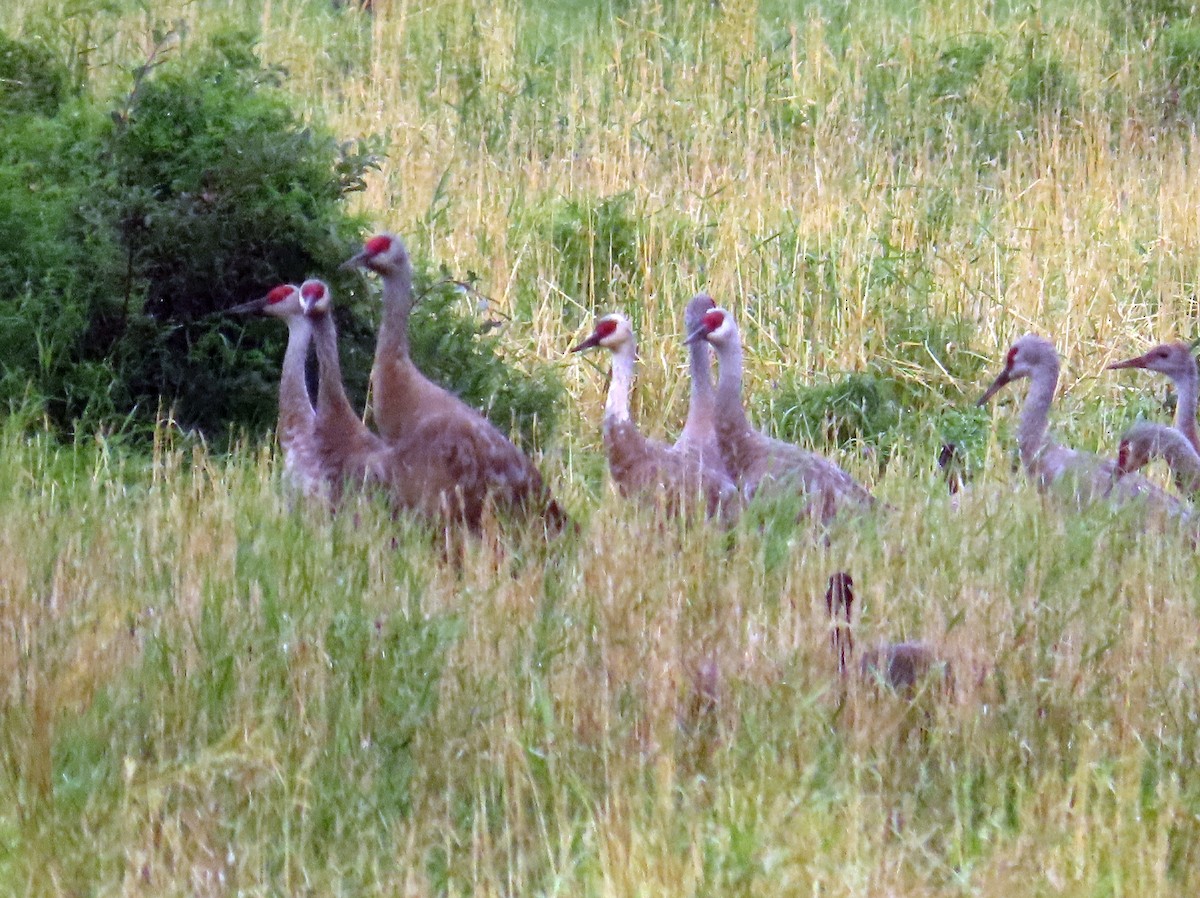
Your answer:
0;0;1199;894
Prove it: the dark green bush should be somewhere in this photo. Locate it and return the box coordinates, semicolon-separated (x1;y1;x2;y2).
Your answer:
0;32;68;116
0;28;564;449
544;192;640;315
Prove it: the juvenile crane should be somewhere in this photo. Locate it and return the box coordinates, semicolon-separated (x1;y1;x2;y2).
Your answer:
342;233;570;533
1115;421;1200;495
826;573;951;694
684;305;873;523
572;312;740;521
229;283;324;499
1107;342;1200;453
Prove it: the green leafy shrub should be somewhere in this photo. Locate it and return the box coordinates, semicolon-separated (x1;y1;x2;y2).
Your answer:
0;28;564;449
1158;22;1200;118
0;32;69;116
543;192;641;315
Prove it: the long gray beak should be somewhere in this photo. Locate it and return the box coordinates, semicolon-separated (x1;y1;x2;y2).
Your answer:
684;324;708;345
340;249;371;271
571;332;602;353
1106;353;1149;371
976;369;1013;406
226;296;269;315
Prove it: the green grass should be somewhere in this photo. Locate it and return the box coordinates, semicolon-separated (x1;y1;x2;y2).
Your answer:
2;0;1200;894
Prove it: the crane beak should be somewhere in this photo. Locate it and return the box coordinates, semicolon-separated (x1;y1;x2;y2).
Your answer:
976;369;1013;406
683;324;708;345
340;249;371;271
1106;352;1149;371
570;331;602;353
226;296;269;315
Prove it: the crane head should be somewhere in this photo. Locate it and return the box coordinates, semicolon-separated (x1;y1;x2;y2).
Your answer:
227;283;301;318
571;313;633;353
341;232;409;275
299;279;332;317
684;307;736;347
1107;342;1197;383
977;333;1059;405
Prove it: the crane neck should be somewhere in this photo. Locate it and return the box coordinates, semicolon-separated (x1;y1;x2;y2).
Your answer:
712;332;751;433
604;341;636;426
1016;361;1060;471
1173;366;1200;453
310;312;365;434
678;338;718;447
279;315;315;433
378;261;416;363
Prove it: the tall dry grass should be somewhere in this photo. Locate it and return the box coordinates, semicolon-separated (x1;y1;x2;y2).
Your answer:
1;0;1200;894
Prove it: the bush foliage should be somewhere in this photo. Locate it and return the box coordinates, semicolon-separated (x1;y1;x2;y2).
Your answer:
0;28;562;449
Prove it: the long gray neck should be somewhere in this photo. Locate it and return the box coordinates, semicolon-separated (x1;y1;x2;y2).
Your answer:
378;261;415;363
310;313;354;419
605;342;636;426
1174;366;1200;452
678;339;718;446
280;316;315;426
1017;362;1059;470
712;330;751;432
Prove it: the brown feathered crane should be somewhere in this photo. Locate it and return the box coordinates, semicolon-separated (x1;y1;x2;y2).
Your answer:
684;305;874;523
300;278;560;531
826;573;952;694
572;312;741;521
342;234;570;533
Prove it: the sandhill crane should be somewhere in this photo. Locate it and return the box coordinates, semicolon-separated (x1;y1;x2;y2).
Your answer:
977;334;1116;498
299;279;558;533
1116;421;1200;495
342;233;570;534
826;573;951;694
298;279;395;502
673;293;729;478
571;312;740;521
228;283;324;499
684;305;874;523
978;334;1197;518
1107;342;1200;453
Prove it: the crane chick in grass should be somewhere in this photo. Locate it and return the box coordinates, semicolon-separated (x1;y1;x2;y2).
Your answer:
826;573;952;695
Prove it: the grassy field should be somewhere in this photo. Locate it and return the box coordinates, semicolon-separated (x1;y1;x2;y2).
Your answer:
3;0;1200;894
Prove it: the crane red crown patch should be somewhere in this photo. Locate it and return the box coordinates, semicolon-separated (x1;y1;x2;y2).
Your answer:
266;285;293;304
702;309;725;331
595;317;619;339
365;234;392;256
301;281;326;300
